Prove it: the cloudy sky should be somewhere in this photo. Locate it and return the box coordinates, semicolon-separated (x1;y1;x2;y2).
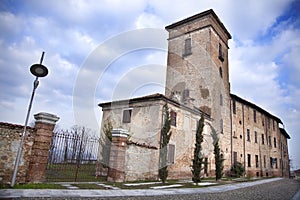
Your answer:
0;0;299;169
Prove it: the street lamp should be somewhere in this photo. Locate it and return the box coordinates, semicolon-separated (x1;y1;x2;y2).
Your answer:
10;52;49;187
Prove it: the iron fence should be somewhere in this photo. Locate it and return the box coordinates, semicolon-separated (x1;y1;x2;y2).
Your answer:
46;130;100;182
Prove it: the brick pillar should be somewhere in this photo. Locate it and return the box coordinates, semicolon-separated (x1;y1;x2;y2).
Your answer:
26;112;59;183
107;129;128;182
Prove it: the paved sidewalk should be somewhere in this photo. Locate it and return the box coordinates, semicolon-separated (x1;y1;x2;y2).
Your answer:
0;178;287;198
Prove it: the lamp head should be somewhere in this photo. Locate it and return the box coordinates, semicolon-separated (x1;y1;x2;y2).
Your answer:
30;64;48;77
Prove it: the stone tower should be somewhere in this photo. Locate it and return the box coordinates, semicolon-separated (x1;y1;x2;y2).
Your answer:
165;9;232;167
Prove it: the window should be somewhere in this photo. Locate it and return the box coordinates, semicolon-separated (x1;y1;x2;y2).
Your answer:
122;109;132;123
262;134;265;145
268;118;271;129
274;137;277;148
183;38;192;56
247;129;250;141
232;100;236;114
183;89;189;101
220;94;223;106
269;136;272;147
273;120;275;130
219;67;223;78
233;131;236;138
233;151;237;165
253;110;257;123
263;155;266;168
247;154;251;167
218;43;224;62
270;157;273;168
170;110;177;126
254;131;257;143
255;155;259;168
220;119;223;134
168;144;175;164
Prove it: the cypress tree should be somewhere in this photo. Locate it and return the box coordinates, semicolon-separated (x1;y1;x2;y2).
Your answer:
214;139;224;181
192;114;204;184
159;103;172;184
209;124;224;181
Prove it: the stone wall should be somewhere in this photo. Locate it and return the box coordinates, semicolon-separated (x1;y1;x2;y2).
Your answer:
0;123;35;184
125;143;159;181
0;112;59;185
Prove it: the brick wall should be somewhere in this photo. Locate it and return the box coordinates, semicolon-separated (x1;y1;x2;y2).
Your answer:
0;112;59;185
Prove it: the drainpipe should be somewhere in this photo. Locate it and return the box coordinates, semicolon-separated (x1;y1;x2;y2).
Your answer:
230;99;233;166
259;136;263;177
158;100;166;171
242;105;246;176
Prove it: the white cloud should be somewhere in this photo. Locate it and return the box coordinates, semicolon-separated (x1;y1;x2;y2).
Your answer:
135;12;164;29
0;0;299;168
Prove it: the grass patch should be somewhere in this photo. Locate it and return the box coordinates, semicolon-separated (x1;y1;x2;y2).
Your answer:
0;183;66;189
72;183;110;190
46;163;106;182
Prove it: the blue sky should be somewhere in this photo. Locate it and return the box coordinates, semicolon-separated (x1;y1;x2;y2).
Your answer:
0;0;299;169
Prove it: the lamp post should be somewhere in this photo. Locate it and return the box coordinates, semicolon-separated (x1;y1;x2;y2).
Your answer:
10;52;49;187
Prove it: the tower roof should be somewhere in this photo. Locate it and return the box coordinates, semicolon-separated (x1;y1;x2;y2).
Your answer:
165;9;231;39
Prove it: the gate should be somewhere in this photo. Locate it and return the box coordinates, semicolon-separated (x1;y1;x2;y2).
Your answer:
46;129;100;182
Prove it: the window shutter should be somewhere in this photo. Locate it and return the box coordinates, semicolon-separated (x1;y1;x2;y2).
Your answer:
122;109;132;123
168;144;175;164
170;111;177;126
184;38;192;56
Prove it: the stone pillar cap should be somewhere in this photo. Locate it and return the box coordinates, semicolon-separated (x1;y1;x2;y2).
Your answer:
34;112;59;125
111;128;129;138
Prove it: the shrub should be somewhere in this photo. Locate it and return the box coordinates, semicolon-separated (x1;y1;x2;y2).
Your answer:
230;162;245;177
